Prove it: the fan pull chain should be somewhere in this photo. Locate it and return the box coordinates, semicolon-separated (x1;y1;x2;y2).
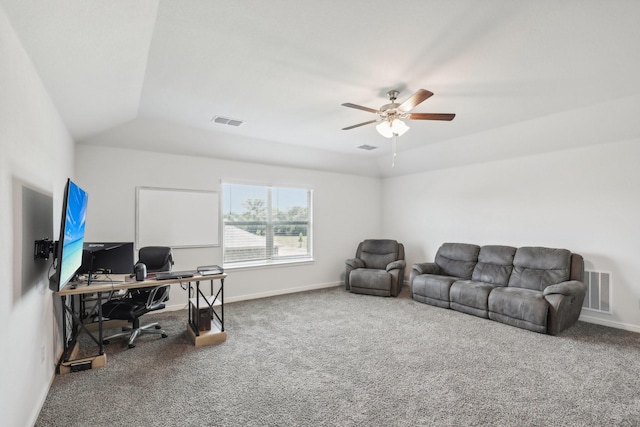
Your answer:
391;133;398;167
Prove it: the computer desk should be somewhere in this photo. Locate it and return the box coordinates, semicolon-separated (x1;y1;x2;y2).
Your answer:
56;271;227;374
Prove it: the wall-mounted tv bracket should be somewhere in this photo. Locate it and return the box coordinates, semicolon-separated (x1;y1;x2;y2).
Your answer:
34;238;57;260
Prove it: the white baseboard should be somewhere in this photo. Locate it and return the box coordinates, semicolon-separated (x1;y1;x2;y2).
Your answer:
163;281;342;311
579;314;640;334
226;281;341;303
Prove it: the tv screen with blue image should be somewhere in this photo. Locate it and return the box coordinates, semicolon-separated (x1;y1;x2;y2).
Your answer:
50;179;88;291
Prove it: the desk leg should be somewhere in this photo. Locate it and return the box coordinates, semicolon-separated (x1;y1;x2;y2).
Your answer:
60;295;74;363
220;278;224;332
187;281;201;336
96;291;105;355
195;280;201;336
188;281;194;332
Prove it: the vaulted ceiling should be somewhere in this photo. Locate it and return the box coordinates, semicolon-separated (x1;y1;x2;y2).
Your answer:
3;1;640;177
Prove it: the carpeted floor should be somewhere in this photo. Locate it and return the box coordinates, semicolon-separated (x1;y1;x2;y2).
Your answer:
36;286;640;426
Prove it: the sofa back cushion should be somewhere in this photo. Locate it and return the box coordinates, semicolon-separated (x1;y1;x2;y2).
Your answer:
508;247;571;291
435;243;480;279
570;253;585;281
472;245;517;286
359;239;400;269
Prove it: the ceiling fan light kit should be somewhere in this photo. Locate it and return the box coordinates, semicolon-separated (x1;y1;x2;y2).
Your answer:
376;118;409;138
341;88;455;166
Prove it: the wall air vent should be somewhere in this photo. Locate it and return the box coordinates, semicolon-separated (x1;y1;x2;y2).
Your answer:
212;116;244;127
583;270;612;313
357;144;378;151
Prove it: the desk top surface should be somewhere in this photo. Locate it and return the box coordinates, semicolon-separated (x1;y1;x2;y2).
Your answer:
57;271;226;296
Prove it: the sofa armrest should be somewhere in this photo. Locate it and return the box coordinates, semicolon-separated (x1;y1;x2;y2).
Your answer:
386;260;406;272
543;280;587;297
412;262;440;275
544;280;587;335
346;258;365;269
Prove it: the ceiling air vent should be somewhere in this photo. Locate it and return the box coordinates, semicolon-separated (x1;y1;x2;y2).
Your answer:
357;144;378;151
212;116;244;127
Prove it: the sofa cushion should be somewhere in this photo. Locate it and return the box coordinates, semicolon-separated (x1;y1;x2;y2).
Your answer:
359;239;399;270
450;280;497;318
471;245;517;286
488;287;549;333
412;274;458;308
350;269;392;295
508;247;571;292
435;243;480;279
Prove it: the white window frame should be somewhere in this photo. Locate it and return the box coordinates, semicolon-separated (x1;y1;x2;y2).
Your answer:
222;182;313;268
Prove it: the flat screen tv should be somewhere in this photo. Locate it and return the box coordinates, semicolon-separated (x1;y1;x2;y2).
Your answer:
49;179;88;291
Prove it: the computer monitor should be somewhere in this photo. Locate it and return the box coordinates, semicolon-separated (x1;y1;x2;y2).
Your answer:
79;242;135;276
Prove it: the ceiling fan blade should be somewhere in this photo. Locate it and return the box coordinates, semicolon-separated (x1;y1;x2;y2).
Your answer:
341;103;379;114
342;119;379;130
399;89;433;112
408;113;456;121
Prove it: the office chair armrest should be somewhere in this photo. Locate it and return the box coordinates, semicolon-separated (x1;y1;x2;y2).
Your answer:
145;284;171;307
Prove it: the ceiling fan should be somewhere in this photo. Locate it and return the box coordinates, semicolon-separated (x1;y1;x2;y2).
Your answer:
341;89;455;167
341;88;455;135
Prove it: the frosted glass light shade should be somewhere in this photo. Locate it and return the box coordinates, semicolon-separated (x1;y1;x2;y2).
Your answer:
376;119;409;138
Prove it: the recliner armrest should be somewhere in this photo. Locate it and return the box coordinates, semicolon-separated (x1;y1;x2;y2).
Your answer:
346;258;365;269
412;262;440;275
543;280;587;297
386;260;406;272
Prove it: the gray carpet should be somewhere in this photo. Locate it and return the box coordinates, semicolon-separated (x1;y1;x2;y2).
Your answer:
36;286;640;426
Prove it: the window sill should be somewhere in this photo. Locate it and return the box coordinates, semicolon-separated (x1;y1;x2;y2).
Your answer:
223;258;315;271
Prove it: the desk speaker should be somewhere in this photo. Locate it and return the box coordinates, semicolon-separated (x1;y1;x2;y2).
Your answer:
134;263;147;281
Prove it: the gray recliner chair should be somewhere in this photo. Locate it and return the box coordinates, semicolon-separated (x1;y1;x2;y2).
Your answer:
345;239;406;297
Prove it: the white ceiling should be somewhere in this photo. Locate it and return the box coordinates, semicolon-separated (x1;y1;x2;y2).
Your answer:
3;0;640;177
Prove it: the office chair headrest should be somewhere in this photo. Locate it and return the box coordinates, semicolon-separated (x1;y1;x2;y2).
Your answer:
137;246;174;273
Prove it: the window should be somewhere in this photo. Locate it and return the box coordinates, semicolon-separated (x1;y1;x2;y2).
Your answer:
222;183;312;266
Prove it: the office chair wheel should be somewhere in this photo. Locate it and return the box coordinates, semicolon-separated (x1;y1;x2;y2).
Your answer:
102;339;110;345
128;343;136;349
155;325;162;329
161;333;168;338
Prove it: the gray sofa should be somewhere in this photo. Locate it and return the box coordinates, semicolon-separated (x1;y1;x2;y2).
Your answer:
345;239;406;297
410;243;586;335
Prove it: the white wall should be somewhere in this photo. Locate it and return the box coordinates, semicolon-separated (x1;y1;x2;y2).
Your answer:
75;144;383;307
0;5;75;426
382;140;640;332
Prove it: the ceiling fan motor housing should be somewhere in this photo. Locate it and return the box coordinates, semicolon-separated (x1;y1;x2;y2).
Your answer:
380;102;401;116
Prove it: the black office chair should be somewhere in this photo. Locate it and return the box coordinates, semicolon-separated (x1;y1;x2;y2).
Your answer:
129;246;174;303
138;245;174;272
101;246;173;348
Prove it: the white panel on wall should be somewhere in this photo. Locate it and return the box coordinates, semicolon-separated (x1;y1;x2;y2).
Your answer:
136;187;220;248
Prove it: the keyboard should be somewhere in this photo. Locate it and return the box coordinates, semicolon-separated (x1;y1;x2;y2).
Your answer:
154;271;195;280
